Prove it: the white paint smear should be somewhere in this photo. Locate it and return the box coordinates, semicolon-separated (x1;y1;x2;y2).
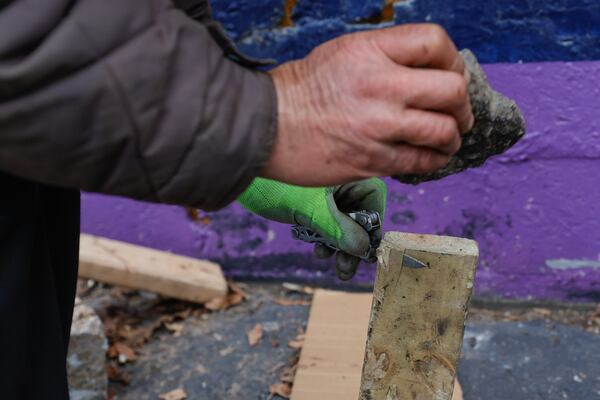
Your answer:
546;257;600;270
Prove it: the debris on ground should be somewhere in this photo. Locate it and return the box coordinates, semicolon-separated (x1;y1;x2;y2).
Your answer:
109;342;137;364
268;382;291;399
159;388;187;400
205;282;248;311
165;322;185;337
76;280;312;399
287;333;305;350
269;354;301;400
74;281;599;399
281;282;315;295
68;299;108;400
274;298;311;306
247;323;263;346
75;280;204;390
468;303;600;334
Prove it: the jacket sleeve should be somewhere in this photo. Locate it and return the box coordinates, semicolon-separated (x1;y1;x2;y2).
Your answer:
0;0;278;210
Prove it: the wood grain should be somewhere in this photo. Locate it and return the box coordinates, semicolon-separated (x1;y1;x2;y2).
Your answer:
360;232;478;400
291;290;465;400
79;234;227;303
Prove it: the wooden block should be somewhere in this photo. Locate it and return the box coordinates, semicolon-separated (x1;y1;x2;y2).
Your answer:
360;232;479;400
79;234;228;303
291;289;465;400
292;290;372;400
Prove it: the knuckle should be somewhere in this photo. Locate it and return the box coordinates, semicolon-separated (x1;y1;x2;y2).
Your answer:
353;114;377;136
383;146;400;172
404;150;431;174
448;73;468;101
335;32;367;57
393;147;421;175
414;151;434;173
435;116;460;148
423;24;449;51
417;151;448;173
349;143;380;172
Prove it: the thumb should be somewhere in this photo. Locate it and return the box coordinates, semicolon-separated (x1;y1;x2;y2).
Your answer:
326;202;371;258
294;191;371;258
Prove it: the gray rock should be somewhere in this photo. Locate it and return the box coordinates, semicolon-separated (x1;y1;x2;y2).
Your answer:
68;299;108;400
394;49;526;184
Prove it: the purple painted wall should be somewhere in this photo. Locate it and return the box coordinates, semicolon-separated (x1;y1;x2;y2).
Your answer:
82;60;600;302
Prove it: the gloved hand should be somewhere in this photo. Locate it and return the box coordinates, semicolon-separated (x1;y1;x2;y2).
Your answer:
238;177;387;280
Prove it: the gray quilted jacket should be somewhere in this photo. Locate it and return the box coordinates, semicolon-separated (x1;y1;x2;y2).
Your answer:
0;0;277;210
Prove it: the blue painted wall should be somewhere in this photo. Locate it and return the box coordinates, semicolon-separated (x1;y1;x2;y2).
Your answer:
211;0;600;63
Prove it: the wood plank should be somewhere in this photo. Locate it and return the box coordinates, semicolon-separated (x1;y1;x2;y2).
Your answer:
291;289;465;400
291;290;372;400
79;234;227;303
360;232;478;400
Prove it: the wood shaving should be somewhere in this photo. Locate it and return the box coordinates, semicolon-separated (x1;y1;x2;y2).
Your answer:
287;334;305;350
159;388;187;400
274;298;311;306
165;322;184;337
247;323;263;346
268;383;291;399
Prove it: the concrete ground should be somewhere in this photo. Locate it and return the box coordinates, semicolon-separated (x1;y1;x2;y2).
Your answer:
79;282;600;400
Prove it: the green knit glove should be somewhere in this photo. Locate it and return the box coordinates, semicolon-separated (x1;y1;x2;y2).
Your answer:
238;177;387;280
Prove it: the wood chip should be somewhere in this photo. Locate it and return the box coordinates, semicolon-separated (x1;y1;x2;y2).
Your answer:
268;383;291;399
219;346;235;356
195;364;208;375
159;388;187;400
274;298;311;306
107;363;131;384
282;283;314;295
287;334;305;350
114;342;137;362
247;323;263;346
204;296;227;311
165;322;184;337
229;282;248;297
205;282;247;311
280;365;298;384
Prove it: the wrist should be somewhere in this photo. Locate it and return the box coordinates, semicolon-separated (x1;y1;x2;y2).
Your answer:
262;63;298;182
263;59;326;185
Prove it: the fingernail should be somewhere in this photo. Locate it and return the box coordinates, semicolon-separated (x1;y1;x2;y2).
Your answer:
464;67;471;84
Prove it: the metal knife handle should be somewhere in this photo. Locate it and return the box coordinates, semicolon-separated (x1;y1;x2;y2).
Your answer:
291;210;381;262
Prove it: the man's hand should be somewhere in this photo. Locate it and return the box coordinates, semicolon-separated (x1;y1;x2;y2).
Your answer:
238;177;387;280
262;24;473;186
